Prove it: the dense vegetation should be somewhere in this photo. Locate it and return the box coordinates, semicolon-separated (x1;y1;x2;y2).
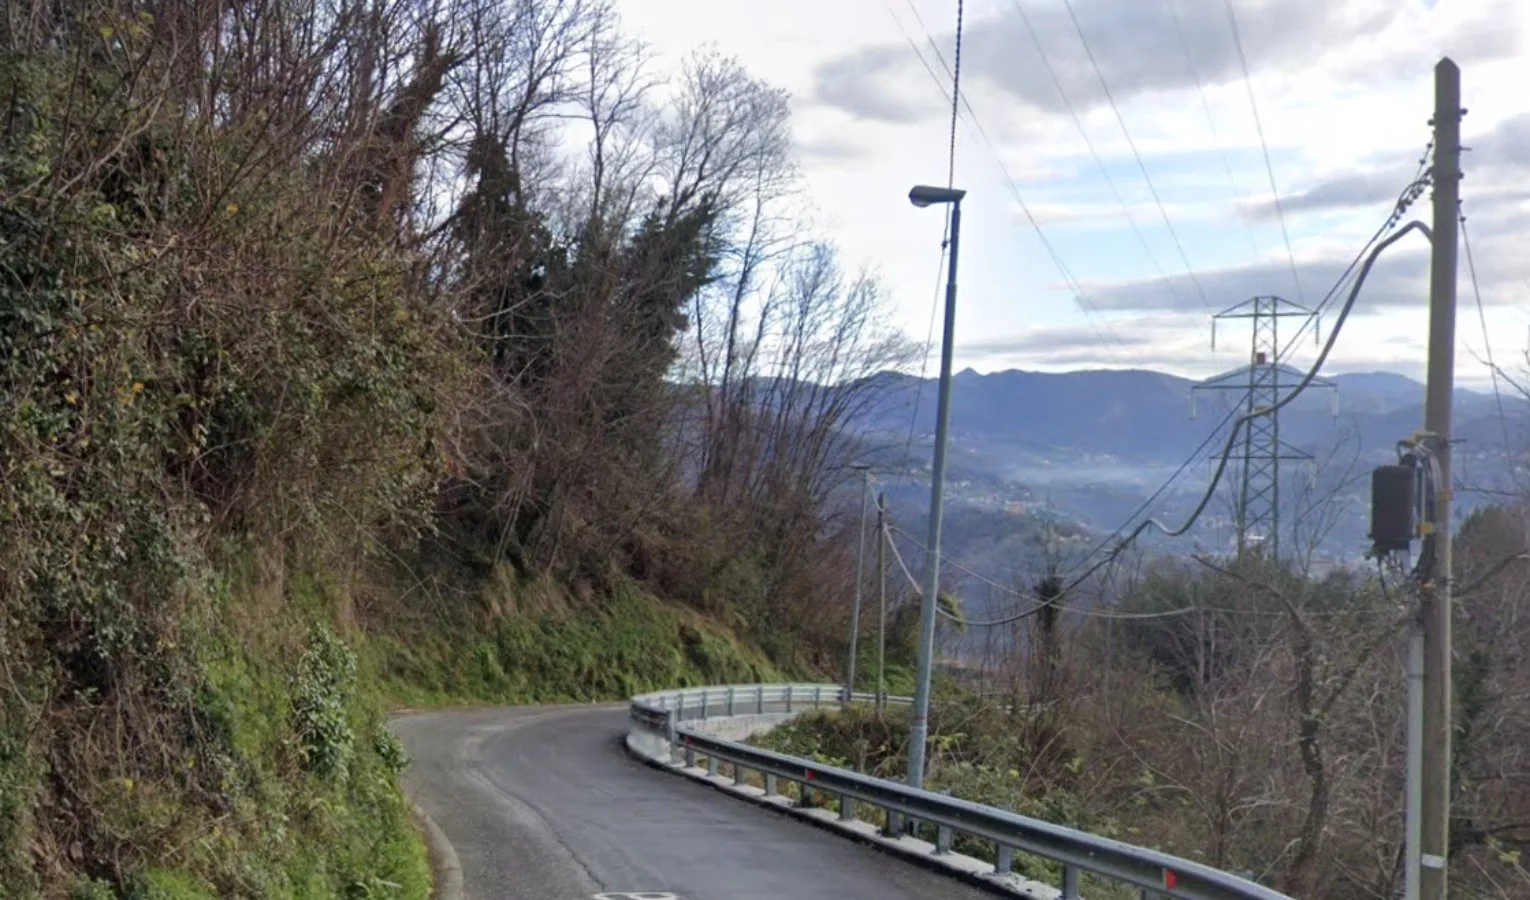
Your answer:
764;506;1530;899
0;1;910;895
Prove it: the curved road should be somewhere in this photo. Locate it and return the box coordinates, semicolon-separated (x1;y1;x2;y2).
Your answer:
392;704;995;900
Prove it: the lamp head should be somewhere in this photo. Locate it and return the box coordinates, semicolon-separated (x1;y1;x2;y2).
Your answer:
909;184;967;208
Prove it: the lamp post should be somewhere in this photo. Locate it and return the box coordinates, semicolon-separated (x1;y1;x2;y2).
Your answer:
846;463;873;703
905;183;965;791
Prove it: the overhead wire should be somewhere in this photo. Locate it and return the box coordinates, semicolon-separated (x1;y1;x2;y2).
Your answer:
1461;203;1514;456
876;179;1435;628
882;523;1361;625
1275;160;1431;366
1114;216;1436;551
880;0;1132;365
877;0;1145;492
880;519;1172;623
1009;0;1190;312
1163;0;1262;259
1058;0;1212;312
1060;400;1243;580
1220;0;1305;305
878;0;959;490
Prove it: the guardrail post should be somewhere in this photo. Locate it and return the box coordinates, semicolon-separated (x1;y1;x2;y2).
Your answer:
1061;865;1081;899
707;755;718;778
995;845;1013;875
786;685;794;713
757;684;765;714
676;692;685;724
733;763;746;787
685;746;696;768
665;713;678;762
701;688;709;719
727;686;736;716
839;793;854;822
935;825;952;855
884;810;901;837
814;685;822;705
764;774;777;797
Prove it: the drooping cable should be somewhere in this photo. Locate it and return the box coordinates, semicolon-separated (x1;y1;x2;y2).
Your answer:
1115;219;1435;550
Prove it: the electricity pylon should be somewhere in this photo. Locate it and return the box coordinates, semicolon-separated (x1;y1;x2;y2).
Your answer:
1191;296;1336;558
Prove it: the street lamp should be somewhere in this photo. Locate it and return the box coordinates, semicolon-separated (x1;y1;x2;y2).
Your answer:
846;463;874;704
905;183;965;792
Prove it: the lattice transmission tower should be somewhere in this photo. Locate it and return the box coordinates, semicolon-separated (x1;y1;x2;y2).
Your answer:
1191;296;1336;558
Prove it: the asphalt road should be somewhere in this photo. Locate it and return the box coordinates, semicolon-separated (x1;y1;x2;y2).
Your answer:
392;704;997;900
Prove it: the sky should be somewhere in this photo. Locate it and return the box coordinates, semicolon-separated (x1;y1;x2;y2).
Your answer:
613;0;1530;390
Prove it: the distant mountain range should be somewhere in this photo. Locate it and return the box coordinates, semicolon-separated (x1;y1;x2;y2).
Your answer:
845;367;1528;599
854;368;1523;464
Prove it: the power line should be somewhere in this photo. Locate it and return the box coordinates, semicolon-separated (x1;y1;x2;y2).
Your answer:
1118;218;1434;550
1461;205;1512;455
1059;0;1211;311
1220;0;1305;305
877;0;954;492
885;521;1395;626
881;521;1160;624
1061;400;1243;580
1162;0;1261;259
1008;0;1191;312
880;0;1133;367
1276;166;1431;365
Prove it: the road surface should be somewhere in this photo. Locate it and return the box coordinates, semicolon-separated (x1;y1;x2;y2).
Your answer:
392;704;997;900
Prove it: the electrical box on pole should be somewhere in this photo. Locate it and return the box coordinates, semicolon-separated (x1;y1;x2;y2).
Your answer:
1370;464;1417;555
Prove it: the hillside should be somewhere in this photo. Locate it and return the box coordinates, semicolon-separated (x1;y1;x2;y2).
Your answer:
0;6;888;896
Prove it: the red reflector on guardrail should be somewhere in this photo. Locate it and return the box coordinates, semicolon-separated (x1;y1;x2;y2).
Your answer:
1164;870;1179;889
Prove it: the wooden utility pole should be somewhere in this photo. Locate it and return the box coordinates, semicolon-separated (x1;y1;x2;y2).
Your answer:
1420;55;1462;900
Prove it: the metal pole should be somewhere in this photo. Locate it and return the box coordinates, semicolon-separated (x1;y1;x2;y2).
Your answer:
1405;622;1424;900
847;466;872;702
908;200;961;791
876;492;888;717
1420;55;1461;900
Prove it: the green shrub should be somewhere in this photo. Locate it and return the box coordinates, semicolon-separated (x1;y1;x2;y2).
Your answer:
293;626;360;782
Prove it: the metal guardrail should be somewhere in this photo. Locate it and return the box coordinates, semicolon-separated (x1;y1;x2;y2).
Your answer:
628;683;1291;900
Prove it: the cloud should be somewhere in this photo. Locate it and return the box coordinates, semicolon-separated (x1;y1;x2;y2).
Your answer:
1079;205;1530;312
1244;111;1530;221
1246;171;1409;220
959;323;1162;357
811;0;1405;124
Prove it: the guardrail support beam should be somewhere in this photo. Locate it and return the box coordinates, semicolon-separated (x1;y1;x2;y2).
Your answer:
707;755;719;778
996;845;1013;875
935;825;952;855
1061;864;1080;899
765;774;777;797
839;793;854;821
734;763;746;787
